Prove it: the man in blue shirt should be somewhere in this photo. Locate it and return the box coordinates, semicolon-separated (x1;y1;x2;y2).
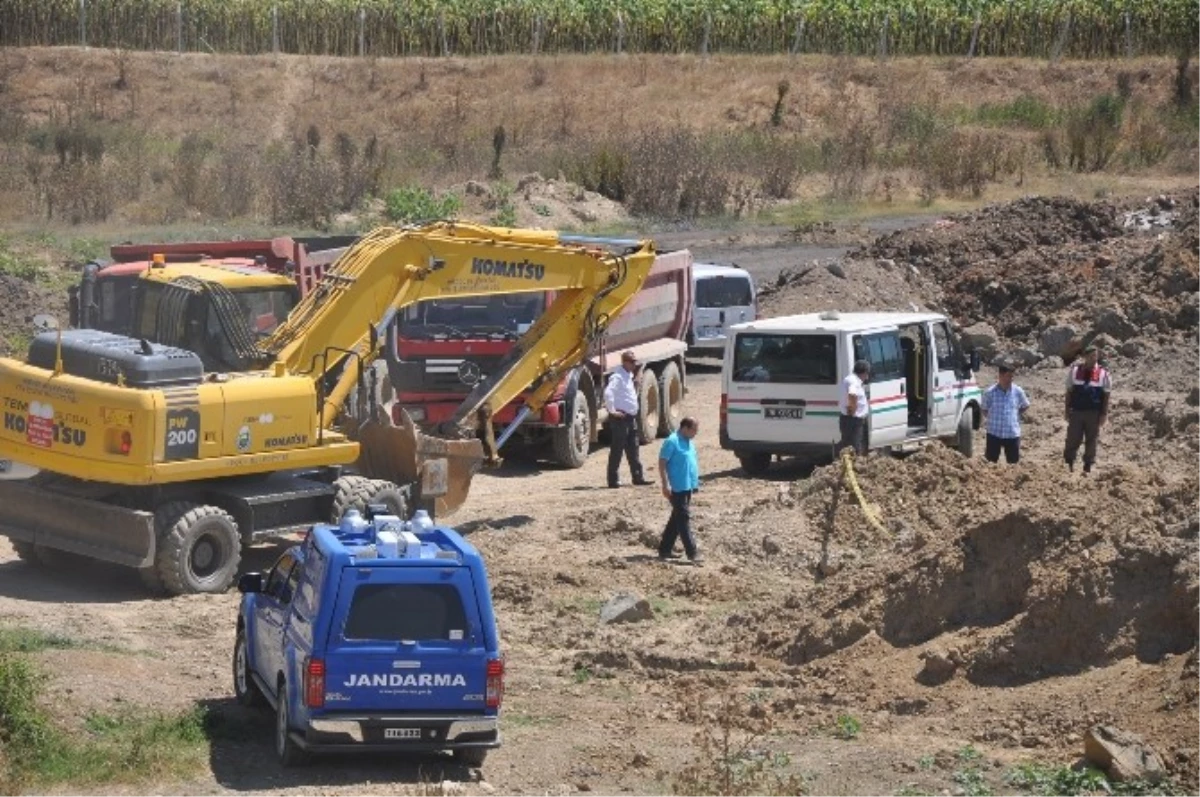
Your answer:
980;363;1030;464
656;416;702;565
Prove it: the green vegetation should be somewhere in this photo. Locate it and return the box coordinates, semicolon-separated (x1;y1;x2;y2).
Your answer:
4;0;1195;57
1005;762;1109;796
383;185;462;224
0;634;209;792
834;713;861;740
953;746;991;797
974;95;1062;129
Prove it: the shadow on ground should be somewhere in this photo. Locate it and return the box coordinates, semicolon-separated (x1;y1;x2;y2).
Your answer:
202;698;482;791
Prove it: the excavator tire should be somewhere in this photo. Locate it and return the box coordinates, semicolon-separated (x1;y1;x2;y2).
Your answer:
330;476;409;523
636;370;661;445
657;362;684;437
154;502;242;596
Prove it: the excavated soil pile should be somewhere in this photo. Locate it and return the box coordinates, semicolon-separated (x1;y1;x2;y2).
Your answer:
739;445;1198;686
853;191;1200;360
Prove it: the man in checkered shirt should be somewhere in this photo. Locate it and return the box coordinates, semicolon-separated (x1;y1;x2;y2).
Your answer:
980;362;1030;464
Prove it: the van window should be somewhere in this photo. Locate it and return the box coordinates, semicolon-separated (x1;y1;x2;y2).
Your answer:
696;276;753;308
853;332;905;381
343;584;468;642
732;334;837;384
932;321;959;370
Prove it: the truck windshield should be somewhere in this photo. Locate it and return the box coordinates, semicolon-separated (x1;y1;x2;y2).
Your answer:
696;275;752;308
732;333;838;384
203;287;297;369
343;583;468;642
399;295;546;339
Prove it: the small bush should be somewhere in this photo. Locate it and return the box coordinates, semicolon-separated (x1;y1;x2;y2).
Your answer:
1065;93;1125;172
1005;762;1108;796
670;690;805;796
384;184;461;223
834;713;861;739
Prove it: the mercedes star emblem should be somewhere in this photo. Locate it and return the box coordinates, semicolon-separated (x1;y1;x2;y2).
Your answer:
457;360;482;386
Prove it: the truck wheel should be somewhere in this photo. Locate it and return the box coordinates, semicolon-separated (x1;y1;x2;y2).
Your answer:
154;503;242;596
453;748;488;767
331;475;409;522
275;679;308;767
955;409;975;458
636;371;660;444
551;394;591;469
233;628;265;708
738;452;772;476
657;362;684;437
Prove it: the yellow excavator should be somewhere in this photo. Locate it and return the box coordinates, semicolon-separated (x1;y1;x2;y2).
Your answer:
0;222;656;595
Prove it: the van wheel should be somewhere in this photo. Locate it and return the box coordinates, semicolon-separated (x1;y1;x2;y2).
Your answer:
657;362;684;437
637;371;660;444
738;452;772;476
275;680;308;767
955;410;975;458
154;503;242;596
552;393;591;469
11;540;38;565
453;748;488;767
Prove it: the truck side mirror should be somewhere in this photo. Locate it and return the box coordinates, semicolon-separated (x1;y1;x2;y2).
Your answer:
237;572;264;593
969;350;981;373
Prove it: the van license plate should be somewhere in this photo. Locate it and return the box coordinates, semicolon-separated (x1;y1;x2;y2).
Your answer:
698;326;723;338
385;728;422;740
764;407;804;420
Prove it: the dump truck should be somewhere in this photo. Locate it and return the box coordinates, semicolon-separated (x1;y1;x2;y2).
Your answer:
386;247;693;468
0;223;658;595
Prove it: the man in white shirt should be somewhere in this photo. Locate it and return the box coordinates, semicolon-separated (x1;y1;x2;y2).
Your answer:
837;359;870;456
604;350;652;488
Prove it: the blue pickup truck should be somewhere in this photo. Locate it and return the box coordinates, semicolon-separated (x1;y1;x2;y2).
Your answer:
233;509;503;767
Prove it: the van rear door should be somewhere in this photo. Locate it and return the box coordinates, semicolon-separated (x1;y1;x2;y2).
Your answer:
693;272;755;351
725;331;841;445
322;566;489;715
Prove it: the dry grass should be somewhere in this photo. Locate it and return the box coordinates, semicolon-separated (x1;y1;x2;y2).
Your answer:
0;48;1195;226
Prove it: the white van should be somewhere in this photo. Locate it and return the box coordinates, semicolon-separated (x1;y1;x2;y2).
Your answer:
688;264;757;357
719;311;983;474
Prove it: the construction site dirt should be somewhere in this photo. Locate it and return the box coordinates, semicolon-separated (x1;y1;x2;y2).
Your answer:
0;188;1195;795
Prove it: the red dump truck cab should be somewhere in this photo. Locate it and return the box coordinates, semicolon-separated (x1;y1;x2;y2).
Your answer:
387;248;694;469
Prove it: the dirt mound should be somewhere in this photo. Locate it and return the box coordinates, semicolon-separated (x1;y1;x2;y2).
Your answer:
0;275;65;357
758;255;942;319
455;173;632;230
740;446;1198;686
844;191;1199;363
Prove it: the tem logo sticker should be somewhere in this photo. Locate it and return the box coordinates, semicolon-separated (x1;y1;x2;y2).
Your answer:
236;425;251;452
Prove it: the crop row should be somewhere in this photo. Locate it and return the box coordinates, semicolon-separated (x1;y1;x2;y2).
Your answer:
2;0;1196;58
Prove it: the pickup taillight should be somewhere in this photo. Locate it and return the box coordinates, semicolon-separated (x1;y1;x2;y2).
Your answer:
719;393;728;433
304;657;325;708
485;658;504;709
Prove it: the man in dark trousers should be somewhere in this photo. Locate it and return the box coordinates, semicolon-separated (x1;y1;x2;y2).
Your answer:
657;416;702;565
837;359;871;456
604;350;653;488
1064;344;1112;475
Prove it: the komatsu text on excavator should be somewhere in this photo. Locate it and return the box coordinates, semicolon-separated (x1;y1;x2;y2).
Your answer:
0;223;657;595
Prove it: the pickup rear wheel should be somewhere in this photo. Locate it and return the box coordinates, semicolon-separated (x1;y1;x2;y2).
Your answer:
657;362;684;437
636;370;660;444
275;680;308;767
154;502;242;596
233;629;265;708
453;748;488;767
330;476;409;522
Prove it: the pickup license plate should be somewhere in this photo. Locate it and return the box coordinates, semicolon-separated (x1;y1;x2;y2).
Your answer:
764;406;805;420
384;727;422;740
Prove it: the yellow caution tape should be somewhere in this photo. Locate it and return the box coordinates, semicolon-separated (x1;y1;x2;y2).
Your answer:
840;449;891;536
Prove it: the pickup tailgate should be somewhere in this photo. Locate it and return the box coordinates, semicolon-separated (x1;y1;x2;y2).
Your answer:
322;565;489;714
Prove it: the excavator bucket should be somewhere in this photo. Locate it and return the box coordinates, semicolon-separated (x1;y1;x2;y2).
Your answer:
349;407;485;518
